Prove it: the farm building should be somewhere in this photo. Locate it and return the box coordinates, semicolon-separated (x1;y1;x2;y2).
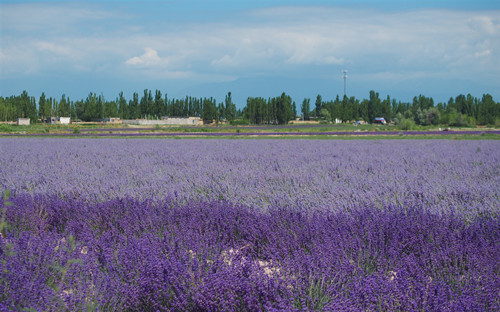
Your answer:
46;117;71;125
123;117;203;126
17;118;30;126
161;117;202;125
59;117;71;125
104;117;122;124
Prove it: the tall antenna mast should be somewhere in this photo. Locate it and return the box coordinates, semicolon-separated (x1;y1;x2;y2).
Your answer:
343;70;348;96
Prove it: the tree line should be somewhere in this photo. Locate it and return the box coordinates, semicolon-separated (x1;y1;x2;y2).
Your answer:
0;89;498;126
0;90;238;124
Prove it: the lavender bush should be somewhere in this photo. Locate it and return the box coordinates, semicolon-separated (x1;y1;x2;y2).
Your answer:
1;138;499;311
1;196;500;311
0;139;498;217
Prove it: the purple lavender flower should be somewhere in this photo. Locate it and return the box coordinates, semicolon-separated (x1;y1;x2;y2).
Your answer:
0;138;499;310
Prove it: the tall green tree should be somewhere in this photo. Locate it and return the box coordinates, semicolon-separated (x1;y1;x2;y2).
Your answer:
330;95;341;122
129;92;139;119
217;102;224;123
381;95;392;122
341;95;349;122
225;92;236;123
301;98;310;120
202;97;217;123
38;93;47;120
367;90;381;122
314;94;322;117
81;93;98;121
58;94;71;117
276;92;292;125
153;90;163;118
165;93;171;116
477;94;497;125
139;89;153;118
74;100;84;120
183;96;189;116
17;90;37;120
104;99;118;118
96;94;104;119
117;91;129;119
45;96;54;118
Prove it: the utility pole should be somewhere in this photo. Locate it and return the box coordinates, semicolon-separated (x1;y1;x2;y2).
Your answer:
343;70;348;96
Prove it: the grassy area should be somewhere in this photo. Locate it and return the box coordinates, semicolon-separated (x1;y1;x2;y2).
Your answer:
0;122;498;138
6;133;497;141
0;123;130;133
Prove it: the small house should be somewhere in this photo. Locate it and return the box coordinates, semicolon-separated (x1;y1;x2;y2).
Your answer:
17;118;30;126
104;117;122;124
59;117;71;125
46;117;71;125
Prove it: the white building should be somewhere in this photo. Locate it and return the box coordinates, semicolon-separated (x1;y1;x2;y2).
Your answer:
17;118;30;126
123;117;203;126
59;117;71;125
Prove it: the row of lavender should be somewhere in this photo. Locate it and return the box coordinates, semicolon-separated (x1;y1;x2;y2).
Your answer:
1;139;499;311
72;124;350;132
1;139;498;217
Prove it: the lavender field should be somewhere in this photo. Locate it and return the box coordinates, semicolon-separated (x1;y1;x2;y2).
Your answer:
1;138;500;311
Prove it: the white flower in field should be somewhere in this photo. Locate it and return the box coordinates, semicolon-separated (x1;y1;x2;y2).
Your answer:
220;244;252;266
257;260;281;278
80;246;88;255
221;248;238;265
388;271;397;281
61;289;74;297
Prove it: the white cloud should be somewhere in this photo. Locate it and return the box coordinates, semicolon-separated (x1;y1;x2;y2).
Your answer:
468;16;500;35
126;48;164;66
474;49;491;58
211;54;237;67
35;41;73;56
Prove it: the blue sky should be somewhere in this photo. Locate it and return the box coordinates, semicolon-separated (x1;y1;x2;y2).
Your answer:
1;0;499;108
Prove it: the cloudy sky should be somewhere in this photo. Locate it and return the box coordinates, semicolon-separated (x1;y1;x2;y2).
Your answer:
1;0;499;107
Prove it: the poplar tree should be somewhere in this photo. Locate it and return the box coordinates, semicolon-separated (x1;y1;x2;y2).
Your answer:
315;94;322;117
225;92;236;123
301;98;310;120
38;92;47;120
